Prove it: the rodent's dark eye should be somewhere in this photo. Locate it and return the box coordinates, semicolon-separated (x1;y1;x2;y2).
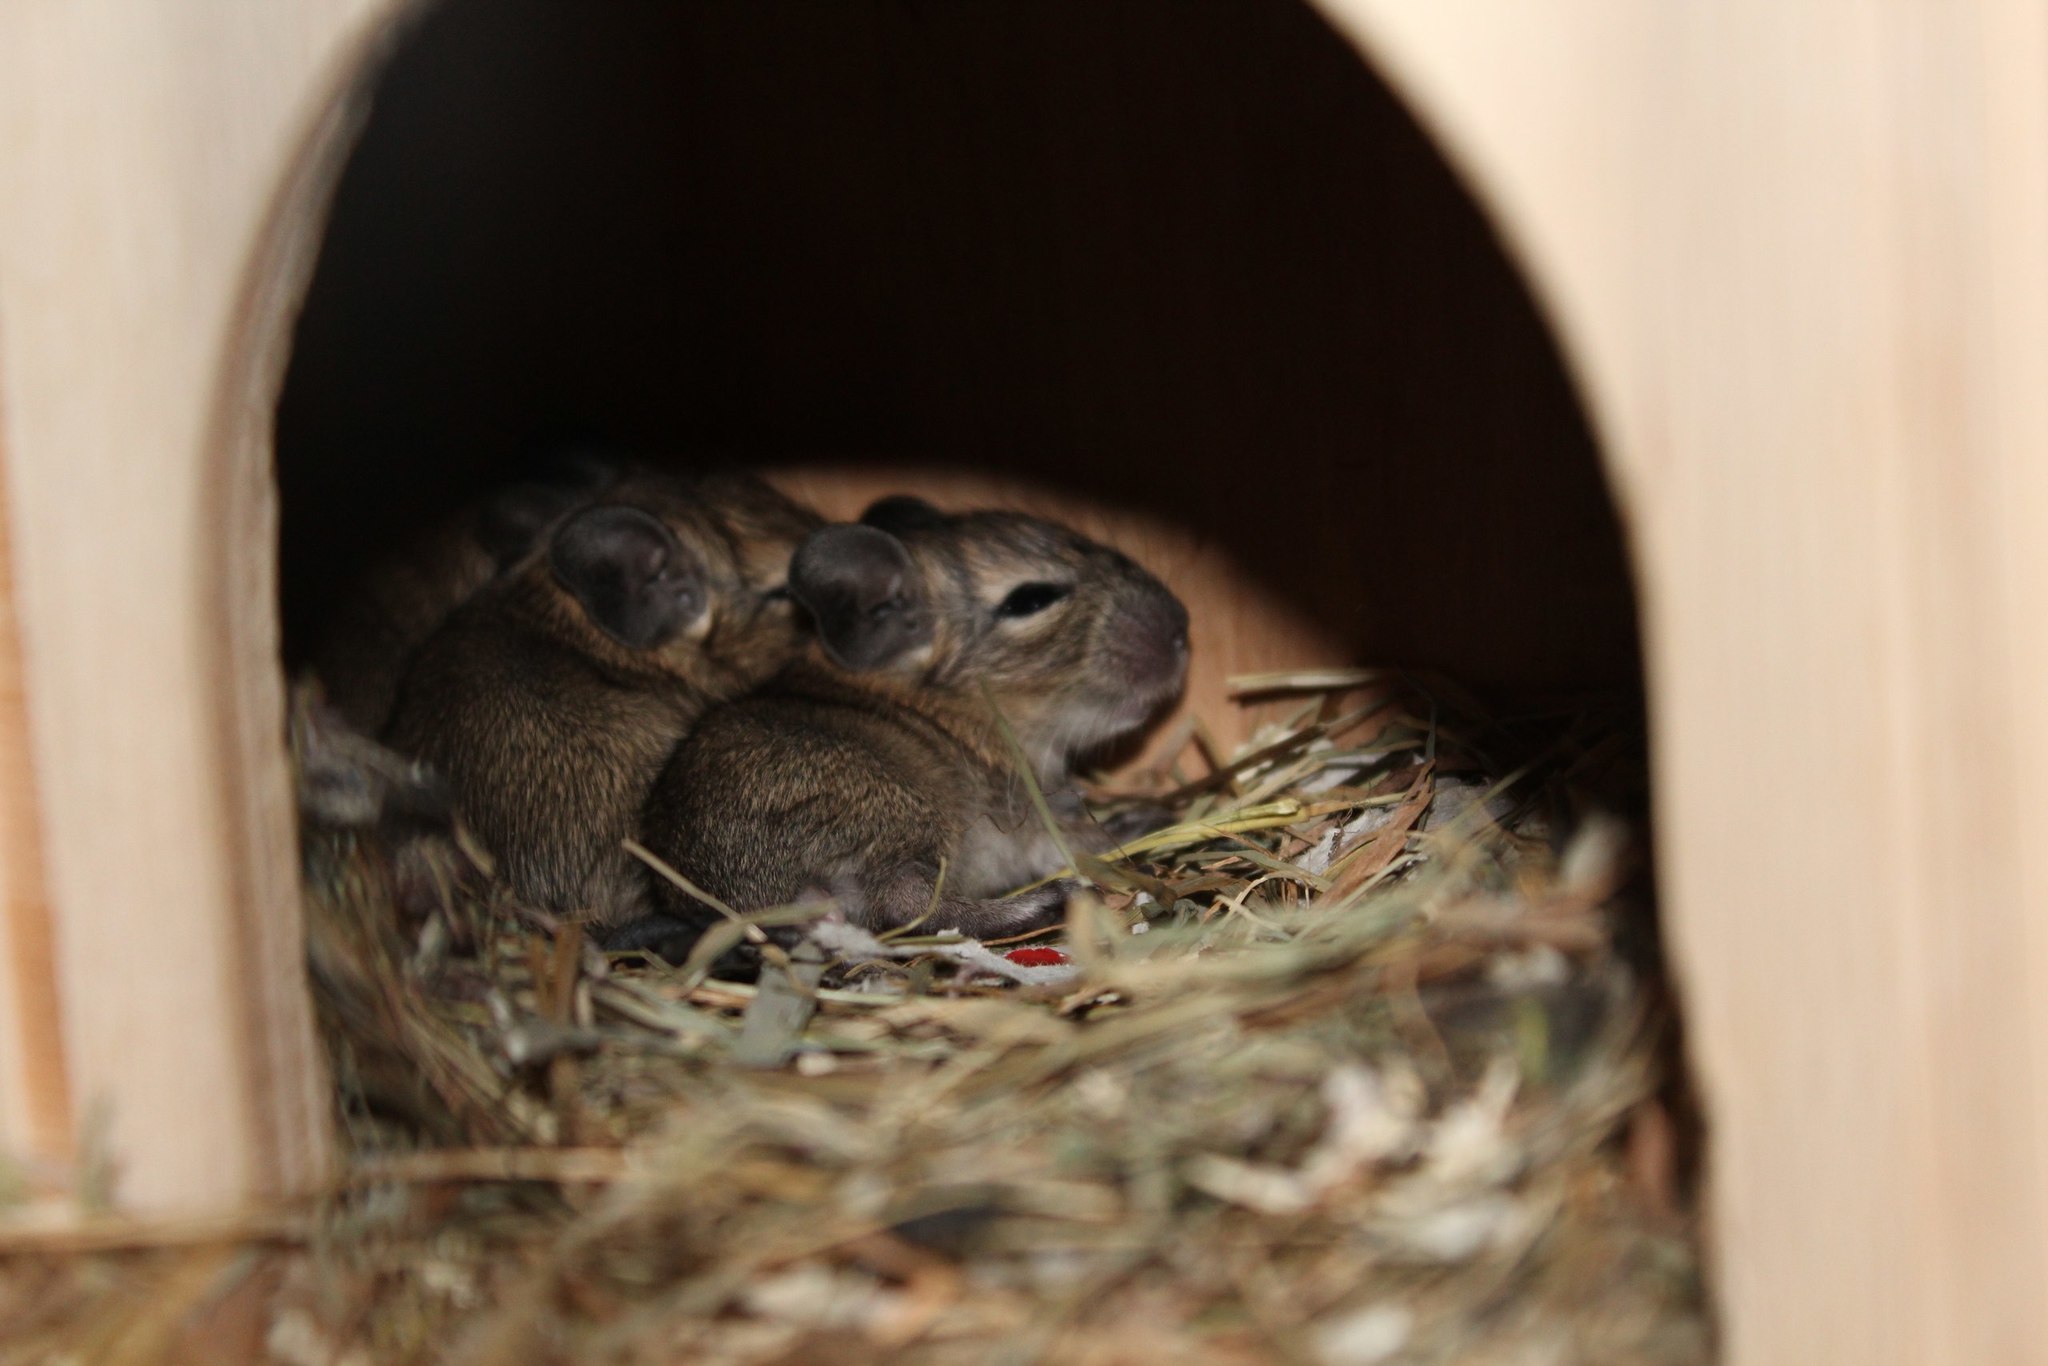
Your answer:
995;582;1072;619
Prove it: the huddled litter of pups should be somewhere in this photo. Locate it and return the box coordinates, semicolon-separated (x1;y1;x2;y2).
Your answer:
323;454;1198;970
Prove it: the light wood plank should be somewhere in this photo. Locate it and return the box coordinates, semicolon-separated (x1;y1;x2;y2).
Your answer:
0;0;414;1214
1319;2;2048;1359
0;389;71;1187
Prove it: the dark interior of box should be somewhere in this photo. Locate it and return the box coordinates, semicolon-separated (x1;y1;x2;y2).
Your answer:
276;0;1640;707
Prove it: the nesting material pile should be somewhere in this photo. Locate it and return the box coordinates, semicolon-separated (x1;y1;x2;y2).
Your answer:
0;674;1709;1364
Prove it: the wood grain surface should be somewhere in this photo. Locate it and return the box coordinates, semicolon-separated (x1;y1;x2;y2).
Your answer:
0;0;409;1214
3;6;2043;1362
1326;2;2048;1360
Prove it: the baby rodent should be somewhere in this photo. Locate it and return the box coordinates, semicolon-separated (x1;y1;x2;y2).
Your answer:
314;456;621;735
638;495;1190;941
384;471;821;925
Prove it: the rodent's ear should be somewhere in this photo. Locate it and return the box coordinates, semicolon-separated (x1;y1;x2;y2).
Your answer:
476;455;621;568
789;525;932;671
858;495;947;536
549;505;706;649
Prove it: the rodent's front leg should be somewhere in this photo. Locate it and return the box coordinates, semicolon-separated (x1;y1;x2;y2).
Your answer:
1067;801;1176;853
593;912;708;962
861;869;1070;940
959;788;1174;892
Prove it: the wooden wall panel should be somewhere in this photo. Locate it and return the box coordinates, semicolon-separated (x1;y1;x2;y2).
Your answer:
1319;2;2048;1360
0;391;71;1189
0;0;411;1214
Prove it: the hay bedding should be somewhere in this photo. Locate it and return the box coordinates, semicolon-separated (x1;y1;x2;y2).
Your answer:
0;674;1709;1365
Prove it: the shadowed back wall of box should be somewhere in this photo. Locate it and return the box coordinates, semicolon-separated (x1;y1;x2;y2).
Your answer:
277;0;1641;709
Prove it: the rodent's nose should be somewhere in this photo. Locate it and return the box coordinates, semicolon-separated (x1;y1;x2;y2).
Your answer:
1112;590;1191;692
1148;595;1190;666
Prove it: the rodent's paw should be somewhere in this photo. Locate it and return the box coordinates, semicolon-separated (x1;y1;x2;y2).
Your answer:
1005;880;1080;930
795;875;860;923
937;883;1070;940
1096;804;1177;846
593;913;707;965
1015;881;1073;913
293;694;453;833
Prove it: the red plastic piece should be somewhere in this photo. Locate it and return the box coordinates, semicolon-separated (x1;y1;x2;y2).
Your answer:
1003;947;1070;967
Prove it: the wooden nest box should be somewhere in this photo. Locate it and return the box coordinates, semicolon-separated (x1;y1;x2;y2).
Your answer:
3;2;2046;1360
